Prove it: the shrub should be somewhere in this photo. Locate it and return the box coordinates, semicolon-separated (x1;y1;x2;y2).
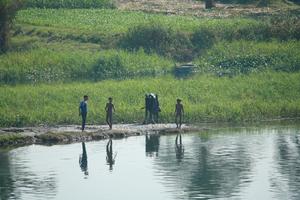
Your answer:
120;23;194;62
92;55;127;81
191;27;216;53
25;0;115;9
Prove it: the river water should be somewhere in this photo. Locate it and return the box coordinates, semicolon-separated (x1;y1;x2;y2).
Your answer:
0;124;300;200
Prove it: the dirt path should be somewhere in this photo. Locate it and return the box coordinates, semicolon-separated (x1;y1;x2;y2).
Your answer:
0;123;205;147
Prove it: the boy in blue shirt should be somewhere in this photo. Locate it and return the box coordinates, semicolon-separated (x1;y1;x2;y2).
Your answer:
79;95;88;131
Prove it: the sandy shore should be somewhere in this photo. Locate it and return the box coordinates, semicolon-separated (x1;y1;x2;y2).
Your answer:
0;123;205;147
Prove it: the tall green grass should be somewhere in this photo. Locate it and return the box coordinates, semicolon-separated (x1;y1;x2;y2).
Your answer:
0;45;173;84
195;40;300;75
1;72;300;127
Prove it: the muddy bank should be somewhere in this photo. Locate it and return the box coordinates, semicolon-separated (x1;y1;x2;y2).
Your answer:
0;124;204;147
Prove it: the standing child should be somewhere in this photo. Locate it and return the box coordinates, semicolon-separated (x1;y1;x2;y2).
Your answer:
79;95;88;131
175;99;184;128
105;97;115;130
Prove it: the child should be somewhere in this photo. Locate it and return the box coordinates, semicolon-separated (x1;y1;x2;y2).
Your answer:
175;98;184;128
105;97;115;129
79;95;88;131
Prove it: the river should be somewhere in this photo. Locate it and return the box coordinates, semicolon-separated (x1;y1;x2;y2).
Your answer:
0;124;299;200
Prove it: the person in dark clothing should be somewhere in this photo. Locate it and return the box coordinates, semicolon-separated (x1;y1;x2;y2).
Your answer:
148;94;155;124
175;98;184;128
143;94;150;124
142;93;157;124
153;94;160;123
79;95;88;131
105;97;115;130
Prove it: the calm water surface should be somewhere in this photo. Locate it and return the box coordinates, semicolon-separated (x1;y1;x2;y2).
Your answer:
1;125;300;200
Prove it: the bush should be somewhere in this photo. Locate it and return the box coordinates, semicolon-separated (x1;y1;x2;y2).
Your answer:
25;0;115;9
268;16;300;41
191;27;216;53
120;23;194;62
92;55;127;81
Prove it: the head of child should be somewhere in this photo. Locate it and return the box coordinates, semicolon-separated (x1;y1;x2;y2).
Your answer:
84;95;88;101
177;99;181;104
108;97;113;103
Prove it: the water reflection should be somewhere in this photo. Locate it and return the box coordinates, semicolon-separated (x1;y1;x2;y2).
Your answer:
0;152;15;200
106;139;115;171
175;134;184;161
79;142;88;176
273;130;300;200
1;125;300;200
0;148;57;200
145;133;160;157
153;130;253;199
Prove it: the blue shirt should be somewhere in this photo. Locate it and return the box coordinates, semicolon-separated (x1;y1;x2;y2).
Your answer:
79;101;88;114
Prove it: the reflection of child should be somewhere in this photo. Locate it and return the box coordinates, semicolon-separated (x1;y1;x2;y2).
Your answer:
105;97;115;130
175;99;184;128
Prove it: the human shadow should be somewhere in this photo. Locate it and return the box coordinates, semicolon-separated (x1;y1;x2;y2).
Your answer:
79;142;88;176
145;133;160;157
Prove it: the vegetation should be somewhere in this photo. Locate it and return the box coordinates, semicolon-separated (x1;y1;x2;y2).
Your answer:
13;9;300;61
15;9;262;36
0;42;173;84
24;0;114;9
0;133;33;146
0;0;22;53
1;72;300;127
1;2;299;127
196;40;300;75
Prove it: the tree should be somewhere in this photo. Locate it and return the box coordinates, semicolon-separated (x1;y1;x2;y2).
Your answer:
205;0;215;9
0;0;22;53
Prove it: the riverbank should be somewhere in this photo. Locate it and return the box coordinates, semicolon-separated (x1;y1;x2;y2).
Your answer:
0;123;204;147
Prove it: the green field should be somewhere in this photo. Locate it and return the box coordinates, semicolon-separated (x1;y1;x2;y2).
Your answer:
1;72;300;127
1;3;300;127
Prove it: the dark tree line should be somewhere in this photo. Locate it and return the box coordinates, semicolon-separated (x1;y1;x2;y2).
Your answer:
0;0;22;53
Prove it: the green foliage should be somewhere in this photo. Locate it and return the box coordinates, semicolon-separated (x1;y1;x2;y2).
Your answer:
191;27;216;53
268;15;300;40
0;0;23;53
196;40;300;75
24;0;114;9
0;44;174;84
0;133;31;146
16;9;262;37
92;55;126;80
0;72;299;127
120;23;193;61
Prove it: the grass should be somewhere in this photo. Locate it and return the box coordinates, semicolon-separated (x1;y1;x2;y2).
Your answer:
1;7;299;127
1;36;299;84
16;8;262;37
13;9;299;61
0;72;299;127
196;40;300;75
0;37;174;84
0;133;33;146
